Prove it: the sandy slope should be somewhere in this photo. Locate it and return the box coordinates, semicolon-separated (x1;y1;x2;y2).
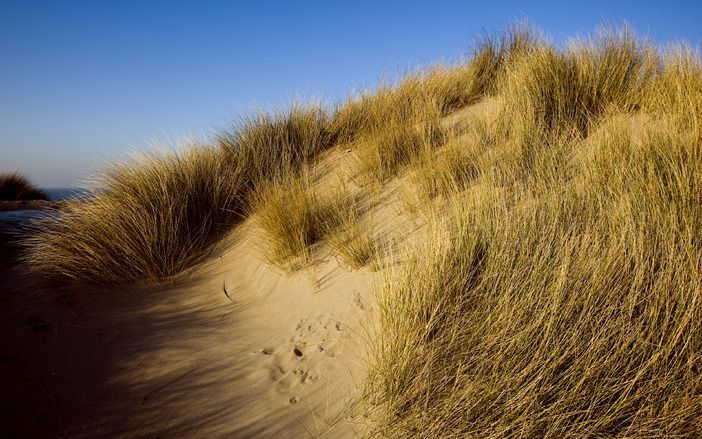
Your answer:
0;221;376;438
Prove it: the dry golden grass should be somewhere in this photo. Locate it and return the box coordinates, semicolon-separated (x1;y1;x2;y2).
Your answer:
218;105;334;185
327;216;376;270
354;97;447;185
643;46;702;138
369;120;702;437
322;189;377;270
0;173;47;201
498;28;657;143
330;25;536;145
253;175;376;271
409;134;482;200
365;27;702;438
251;173;330;271
25;146;244;283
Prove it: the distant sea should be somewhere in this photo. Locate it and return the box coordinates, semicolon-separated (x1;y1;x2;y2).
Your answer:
43;188;86;201
0;188;85;230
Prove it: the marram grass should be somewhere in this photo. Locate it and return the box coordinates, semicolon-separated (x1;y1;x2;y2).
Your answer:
0;173;47;201
366;27;702;438
25;147;244;283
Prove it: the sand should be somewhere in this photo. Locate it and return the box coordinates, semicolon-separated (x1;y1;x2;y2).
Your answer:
0;219;376;438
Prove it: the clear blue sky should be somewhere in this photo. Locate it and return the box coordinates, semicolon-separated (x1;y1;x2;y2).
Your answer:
1;0;700;187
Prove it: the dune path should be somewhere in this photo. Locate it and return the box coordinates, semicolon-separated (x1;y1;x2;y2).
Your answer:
0;222;376;438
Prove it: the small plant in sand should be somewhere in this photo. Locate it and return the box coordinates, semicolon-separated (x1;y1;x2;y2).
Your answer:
252;173;328;271
355;98;447;186
409;135;481;200
322;189;377;270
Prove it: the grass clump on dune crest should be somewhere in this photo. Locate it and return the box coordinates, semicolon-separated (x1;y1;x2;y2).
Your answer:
27;105;337;283
643;47;702;137
25;147;244;283
0;173;47;201
499;28;657;142
218;105;334;185
467;24;541;96
330;75;453;145
331;25;537;145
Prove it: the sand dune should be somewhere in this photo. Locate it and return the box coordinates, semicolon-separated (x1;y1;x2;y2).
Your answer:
5;28;700;435
0;96;495;438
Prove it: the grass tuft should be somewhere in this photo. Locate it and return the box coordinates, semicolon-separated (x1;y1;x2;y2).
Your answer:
322;189;377;270
253;175;377;271
24;146;244;283
410;134;482;199
218;105;334;185
251;174;330;271
499;27;657;142
0;173;48;201
354;97;447;185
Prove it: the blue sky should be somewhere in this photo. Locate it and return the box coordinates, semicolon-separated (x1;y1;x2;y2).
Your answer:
1;0;700;187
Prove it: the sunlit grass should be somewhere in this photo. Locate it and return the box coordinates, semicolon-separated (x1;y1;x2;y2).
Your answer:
365;26;702;438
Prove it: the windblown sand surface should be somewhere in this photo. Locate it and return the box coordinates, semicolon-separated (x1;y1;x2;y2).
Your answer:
0;221;376;437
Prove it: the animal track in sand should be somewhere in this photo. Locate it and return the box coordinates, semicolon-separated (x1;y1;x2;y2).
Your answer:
353;291;365;310
262;315;346;399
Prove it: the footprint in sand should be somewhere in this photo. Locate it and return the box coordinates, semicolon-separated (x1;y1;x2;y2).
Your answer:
353;291;365;310
276;372;299;393
305;369;321;382
264;315;345;399
321;340;344;357
269;357;289;381
268;347;311;393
